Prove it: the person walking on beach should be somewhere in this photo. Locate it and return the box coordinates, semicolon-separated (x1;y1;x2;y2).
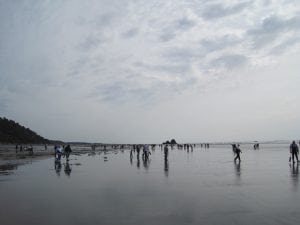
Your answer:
143;144;151;161
290;141;299;163
64;145;72;161
136;145;141;159
164;145;169;160
234;145;242;162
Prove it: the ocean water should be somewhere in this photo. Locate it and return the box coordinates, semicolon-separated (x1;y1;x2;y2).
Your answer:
0;144;299;225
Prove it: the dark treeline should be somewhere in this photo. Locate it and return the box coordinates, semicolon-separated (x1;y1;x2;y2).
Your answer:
0;117;50;144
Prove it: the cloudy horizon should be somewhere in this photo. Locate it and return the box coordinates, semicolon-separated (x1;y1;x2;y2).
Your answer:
1;0;300;143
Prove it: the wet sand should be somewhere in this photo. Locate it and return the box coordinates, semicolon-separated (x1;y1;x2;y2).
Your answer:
0;144;103;170
0;143;299;225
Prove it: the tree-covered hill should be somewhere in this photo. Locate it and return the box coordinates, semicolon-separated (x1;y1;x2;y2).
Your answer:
0;117;50;144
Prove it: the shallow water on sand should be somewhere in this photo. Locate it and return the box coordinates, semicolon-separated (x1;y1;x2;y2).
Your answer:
0;144;299;225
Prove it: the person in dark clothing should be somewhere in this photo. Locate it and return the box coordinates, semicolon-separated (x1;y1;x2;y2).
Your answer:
164;145;169;160
136;145;141;159
290;141;299;163
64;145;72;161
234;145;242;162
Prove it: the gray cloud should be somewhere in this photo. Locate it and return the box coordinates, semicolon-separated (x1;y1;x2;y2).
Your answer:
134;61;190;75
158;17;196;42
270;37;300;54
250;16;300;35
90;81;156;104
159;30;176;42
200;35;242;52
163;47;203;62
201;1;251;20
210;54;247;70
77;36;104;51
175;18;196;30
94;13;117;28
248;15;300;48
122;28;139;38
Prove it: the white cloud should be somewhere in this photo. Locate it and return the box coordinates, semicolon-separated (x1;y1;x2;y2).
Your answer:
1;0;300;142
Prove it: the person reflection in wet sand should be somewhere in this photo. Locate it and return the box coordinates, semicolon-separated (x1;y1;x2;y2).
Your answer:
164;158;169;177
234;160;241;184
54;158;62;177
290;163;299;191
130;151;133;165
136;156;140;169
234;161;241;177
130;149;133;158
64;161;72;177
143;156;150;171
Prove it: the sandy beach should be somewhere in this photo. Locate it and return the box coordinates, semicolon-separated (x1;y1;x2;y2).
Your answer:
1;143;299;225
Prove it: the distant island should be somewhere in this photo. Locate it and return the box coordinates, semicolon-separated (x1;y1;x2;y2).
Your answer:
0;117;50;144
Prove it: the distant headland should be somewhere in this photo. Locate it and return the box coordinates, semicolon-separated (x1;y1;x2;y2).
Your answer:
0;117;50;144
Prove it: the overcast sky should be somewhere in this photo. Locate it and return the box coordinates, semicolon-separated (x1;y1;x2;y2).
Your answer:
1;0;300;143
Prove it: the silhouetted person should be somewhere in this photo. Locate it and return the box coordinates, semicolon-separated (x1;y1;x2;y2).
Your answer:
136;145;141;158
234;145;242;162
290;141;299;163
55;146;63;160
28;145;33;155
232;144;237;155
164;145;169;160
64;145;72;161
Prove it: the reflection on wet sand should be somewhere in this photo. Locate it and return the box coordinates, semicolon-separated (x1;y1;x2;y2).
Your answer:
137;156;140;169
130;154;133;165
142;157;150;171
164;158;169;177
0;163;18;175
234;161;241;184
64;161;72;177
54;159;72;177
290;163;299;191
2;144;300;225
54;159;62;177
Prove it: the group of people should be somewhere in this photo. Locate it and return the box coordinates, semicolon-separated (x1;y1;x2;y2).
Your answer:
130;144;151;161
54;145;72;161
15;144;33;155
